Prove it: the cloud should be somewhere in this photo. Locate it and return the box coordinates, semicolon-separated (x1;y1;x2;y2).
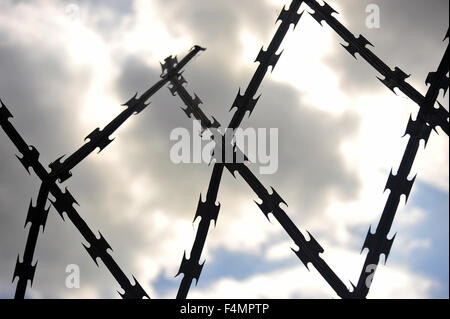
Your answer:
320;0;449;96
184;242;436;299
0;0;447;299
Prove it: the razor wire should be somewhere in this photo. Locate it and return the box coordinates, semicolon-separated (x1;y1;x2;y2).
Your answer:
1;46;205;299
162;0;448;299
0;0;448;299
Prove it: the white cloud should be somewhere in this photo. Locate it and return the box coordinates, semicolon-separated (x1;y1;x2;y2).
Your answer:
0;0;447;299
183;242;436;299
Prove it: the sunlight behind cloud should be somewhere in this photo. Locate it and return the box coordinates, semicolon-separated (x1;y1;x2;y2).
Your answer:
0;0;447;299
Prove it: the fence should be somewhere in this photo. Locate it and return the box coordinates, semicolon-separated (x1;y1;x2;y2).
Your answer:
1;0;448;299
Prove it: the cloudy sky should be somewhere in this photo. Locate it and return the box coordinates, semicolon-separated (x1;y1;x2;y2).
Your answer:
0;0;448;299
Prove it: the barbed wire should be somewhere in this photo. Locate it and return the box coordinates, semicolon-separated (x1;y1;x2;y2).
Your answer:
0;0;448;299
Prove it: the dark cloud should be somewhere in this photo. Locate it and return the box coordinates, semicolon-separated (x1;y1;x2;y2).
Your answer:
0;21;162;299
153;0;276;60
241;80;361;222
320;0;449;97
112;27;361;241
0;30;107;297
0;0;446;299
0;0;359;298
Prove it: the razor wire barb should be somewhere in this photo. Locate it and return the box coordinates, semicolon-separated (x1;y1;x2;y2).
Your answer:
0;0;448;299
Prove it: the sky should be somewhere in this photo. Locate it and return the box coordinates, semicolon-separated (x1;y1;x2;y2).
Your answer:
0;0;448;299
